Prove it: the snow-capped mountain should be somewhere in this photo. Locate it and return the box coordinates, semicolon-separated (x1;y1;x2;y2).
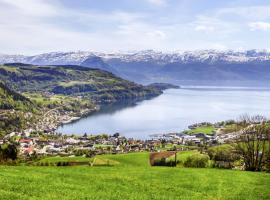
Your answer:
99;49;270;63
0;54;26;63
2;49;270;65
1;50;270;86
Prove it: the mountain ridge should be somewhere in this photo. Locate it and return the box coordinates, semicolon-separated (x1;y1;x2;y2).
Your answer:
2;49;270;64
1;49;270;85
0;63;162;103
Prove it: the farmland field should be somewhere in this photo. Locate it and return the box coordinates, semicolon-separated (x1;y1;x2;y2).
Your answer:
0;153;269;200
185;125;216;135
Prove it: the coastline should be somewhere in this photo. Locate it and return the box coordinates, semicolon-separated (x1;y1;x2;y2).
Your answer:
54;86;184;135
28;85;180;135
52;93;164;134
29;106;99;134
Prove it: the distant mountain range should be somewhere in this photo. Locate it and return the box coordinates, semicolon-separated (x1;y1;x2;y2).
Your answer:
1;50;270;86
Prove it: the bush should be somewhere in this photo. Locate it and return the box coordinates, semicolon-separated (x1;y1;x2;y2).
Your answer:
153;158;179;167
184;154;209;168
263;153;270;172
57;161;69;166
207;145;240;169
0;143;18;161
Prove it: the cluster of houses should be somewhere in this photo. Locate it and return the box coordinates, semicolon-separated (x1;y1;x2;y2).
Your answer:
2;131;162;157
0;121;243;158
150;129;241;145
150;132;213;145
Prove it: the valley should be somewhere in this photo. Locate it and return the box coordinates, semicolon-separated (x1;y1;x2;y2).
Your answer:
0;63;163;136
1;0;270;199
1;62;270;200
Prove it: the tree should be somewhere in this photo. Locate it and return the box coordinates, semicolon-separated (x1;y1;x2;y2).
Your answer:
0;143;18;161
184;154;209;168
113;133;120;138
161;139;166;148
237;115;270;171
208;144;240;168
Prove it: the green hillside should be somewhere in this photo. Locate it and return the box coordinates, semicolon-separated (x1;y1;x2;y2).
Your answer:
0;82;34;111
0;64;162;103
0;82;37;136
0;63;163;137
0;153;269;200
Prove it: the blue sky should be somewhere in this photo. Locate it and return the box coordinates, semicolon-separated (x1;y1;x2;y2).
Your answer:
0;0;270;54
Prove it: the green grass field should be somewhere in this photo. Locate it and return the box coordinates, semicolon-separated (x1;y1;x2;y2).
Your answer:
185;125;216;135
58;81;93;87
37;156;93;164
0;153;269;200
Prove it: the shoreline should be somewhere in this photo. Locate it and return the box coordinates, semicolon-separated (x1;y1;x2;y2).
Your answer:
42;94;163;133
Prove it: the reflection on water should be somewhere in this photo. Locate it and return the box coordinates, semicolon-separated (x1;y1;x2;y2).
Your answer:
91;101;138;116
57;87;270;139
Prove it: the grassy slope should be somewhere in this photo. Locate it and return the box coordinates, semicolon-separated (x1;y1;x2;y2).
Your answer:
185;125;215;135
38;156;93;163
0;153;269;200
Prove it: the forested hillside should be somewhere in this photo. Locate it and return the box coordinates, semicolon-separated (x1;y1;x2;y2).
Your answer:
0;82;37;137
0;63;161;103
0;81;34;111
0;63;163;137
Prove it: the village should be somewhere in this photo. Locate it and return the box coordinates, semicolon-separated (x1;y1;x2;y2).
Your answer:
0;120;242;159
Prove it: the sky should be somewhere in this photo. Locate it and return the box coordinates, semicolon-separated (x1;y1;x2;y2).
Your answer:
0;0;270;55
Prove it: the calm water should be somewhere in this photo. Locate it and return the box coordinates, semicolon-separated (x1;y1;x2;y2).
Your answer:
57;87;270;138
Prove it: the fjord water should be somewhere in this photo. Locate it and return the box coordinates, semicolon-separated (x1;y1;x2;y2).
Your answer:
57;87;270;138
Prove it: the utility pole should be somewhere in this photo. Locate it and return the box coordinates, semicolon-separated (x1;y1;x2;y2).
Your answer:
175;151;177;167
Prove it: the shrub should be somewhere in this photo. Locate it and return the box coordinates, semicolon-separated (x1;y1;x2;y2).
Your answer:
153;158;178;167
57;161;69;166
153;158;166;166
208;145;240;169
0;143;18;161
184;154;209;168
263;153;270;172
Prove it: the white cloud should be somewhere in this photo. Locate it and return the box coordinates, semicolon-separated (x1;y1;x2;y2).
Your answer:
209;43;227;50
217;6;270;21
0;0;269;54
147;0;167;6
147;30;166;39
191;15;238;35
0;0;58;17
249;21;270;31
195;25;215;32
0;0;171;54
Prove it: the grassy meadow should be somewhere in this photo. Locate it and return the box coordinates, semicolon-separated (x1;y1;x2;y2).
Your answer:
185;125;216;135
0;152;269;200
